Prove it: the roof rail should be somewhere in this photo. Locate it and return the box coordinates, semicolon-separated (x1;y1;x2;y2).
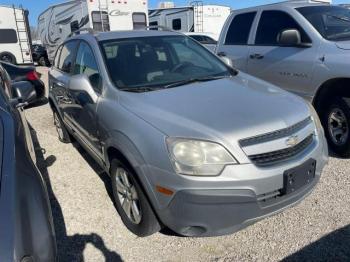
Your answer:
280;0;331;3
68;28;96;37
144;25;173;31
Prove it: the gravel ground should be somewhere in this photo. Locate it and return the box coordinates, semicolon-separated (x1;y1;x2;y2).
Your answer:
25;67;349;262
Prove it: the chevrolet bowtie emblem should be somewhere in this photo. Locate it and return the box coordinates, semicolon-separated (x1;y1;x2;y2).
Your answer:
286;135;299;147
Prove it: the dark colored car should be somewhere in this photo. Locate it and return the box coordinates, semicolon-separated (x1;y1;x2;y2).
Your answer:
0;64;56;261
0;62;46;107
32;44;50;67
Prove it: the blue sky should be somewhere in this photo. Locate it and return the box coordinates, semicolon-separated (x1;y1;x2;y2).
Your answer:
2;0;350;26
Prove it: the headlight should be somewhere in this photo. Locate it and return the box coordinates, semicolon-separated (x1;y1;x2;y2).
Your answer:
166;138;237;176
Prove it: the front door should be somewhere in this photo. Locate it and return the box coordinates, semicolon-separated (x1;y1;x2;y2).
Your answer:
68;41;102;155
246;10;319;97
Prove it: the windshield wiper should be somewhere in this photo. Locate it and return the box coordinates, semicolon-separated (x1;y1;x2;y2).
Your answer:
328;14;350;23
119;86;163;93
163;75;231;89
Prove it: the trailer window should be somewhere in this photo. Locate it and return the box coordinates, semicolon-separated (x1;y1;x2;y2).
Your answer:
0;29;18;44
172;19;182;31
92;11;110;31
133;13;147;30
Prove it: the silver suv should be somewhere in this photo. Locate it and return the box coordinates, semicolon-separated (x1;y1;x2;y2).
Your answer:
217;1;350;157
48;30;328;237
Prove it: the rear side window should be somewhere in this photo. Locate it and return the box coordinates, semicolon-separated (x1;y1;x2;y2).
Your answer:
0;29;18;44
92;11;110;31
225;12;256;45
58;41;78;73
133;13;147;29
255;10;311;45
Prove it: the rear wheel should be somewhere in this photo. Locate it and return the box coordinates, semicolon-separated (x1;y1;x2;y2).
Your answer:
0;52;15;64
110;159;161;237
322;97;350;157
53;110;71;143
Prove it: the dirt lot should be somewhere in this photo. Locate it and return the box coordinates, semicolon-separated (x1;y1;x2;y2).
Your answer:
25;67;350;262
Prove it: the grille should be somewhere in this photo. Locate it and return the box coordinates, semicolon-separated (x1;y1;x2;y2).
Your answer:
248;134;314;166
240;117;312;147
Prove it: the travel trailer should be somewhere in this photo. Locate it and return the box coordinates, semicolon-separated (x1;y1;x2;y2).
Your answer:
38;0;148;62
148;2;231;38
0;5;33;65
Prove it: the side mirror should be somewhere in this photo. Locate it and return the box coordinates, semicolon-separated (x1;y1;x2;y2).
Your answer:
11;81;37;108
277;29;312;48
217;53;234;68
69;74;98;104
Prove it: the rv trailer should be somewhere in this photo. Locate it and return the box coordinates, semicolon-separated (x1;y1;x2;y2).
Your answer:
0;5;33;65
148;2;231;39
38;0;148;62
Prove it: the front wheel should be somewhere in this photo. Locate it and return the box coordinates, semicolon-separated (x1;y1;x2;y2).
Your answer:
322;97;350;157
111;159;161;237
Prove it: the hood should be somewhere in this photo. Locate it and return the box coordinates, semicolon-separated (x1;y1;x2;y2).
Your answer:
120;73;310;143
335;41;350;50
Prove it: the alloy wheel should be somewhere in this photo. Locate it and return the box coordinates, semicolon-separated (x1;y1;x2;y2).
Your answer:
53;112;64;140
115;167;142;224
328;108;349;146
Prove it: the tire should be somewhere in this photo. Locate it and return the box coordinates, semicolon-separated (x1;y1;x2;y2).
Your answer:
39;56;47;66
110;159;161;237
321;97;350;157
0;52;15;64
53;110;71;143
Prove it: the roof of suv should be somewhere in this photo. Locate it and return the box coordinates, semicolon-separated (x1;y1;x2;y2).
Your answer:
234;0;331;12
70;30;183;42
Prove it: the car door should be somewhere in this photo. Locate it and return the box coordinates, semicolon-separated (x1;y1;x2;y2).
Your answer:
246;10;319;97
216;12;257;71
50;41;79;122
68;41;102;155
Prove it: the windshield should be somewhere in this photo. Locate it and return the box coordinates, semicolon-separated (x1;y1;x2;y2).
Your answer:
100;35;231;90
297;6;350;41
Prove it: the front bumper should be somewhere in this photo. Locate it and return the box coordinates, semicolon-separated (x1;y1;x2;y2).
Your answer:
150;132;328;237
160;175;319;237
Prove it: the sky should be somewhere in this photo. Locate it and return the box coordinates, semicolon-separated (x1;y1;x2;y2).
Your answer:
2;0;350;26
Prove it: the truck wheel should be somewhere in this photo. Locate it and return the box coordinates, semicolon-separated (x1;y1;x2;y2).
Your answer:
0;52;16;64
322;97;350;157
53;110;71;143
111;159;161;237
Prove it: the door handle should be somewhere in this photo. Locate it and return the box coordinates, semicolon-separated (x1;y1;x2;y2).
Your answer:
250;54;264;60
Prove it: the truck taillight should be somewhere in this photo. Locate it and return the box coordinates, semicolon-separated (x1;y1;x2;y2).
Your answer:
26;71;39;81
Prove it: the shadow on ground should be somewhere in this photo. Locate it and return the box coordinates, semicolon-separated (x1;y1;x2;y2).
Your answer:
283;225;350;262
30;126;123;262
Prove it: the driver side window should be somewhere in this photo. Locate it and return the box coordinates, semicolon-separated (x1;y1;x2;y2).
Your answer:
74;42;102;94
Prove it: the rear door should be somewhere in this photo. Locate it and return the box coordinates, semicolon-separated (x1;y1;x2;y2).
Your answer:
246;10;318;96
49;41;79;123
216;12;257;71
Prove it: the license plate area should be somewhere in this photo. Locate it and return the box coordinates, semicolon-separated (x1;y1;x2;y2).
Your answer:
281;159;316;195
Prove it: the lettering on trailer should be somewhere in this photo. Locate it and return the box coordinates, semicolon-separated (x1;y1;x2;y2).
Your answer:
109;10;130;16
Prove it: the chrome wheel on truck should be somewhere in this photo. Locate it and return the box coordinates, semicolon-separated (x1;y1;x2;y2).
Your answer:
328;108;349;146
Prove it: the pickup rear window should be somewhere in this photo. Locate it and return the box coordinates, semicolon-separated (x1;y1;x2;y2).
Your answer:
225;12;256;45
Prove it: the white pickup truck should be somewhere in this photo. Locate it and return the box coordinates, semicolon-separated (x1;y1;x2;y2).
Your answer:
216;0;350;157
